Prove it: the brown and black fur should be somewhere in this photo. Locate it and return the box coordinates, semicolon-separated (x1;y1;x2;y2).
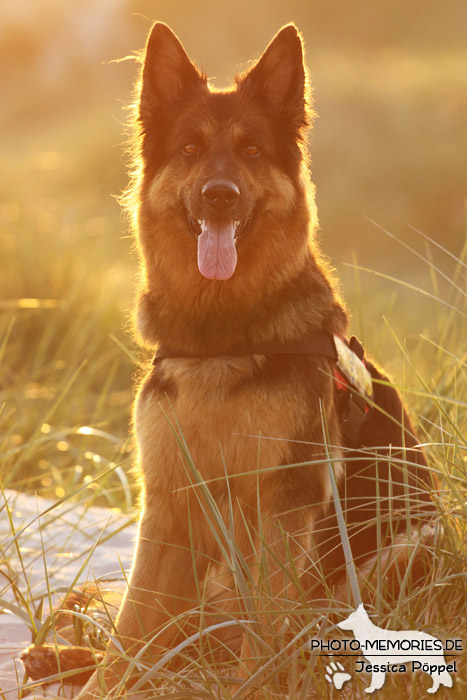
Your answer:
23;23;434;696
316;358;433;592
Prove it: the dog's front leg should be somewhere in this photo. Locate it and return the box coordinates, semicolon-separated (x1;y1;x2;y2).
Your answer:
76;501;209;698
233;506;314;687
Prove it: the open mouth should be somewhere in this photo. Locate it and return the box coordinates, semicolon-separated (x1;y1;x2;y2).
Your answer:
189;216;247;240
187;214;249;281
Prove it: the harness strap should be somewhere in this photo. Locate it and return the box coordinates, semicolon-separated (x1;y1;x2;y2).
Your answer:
152;331;373;447
153;329;338;364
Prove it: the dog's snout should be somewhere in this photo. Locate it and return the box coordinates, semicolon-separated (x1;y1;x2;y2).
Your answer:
201;180;240;211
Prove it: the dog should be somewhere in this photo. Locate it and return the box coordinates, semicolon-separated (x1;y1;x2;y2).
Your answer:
338;604;453;694
22;22;435;697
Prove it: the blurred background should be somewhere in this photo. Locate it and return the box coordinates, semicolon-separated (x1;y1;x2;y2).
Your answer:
1;0;466;502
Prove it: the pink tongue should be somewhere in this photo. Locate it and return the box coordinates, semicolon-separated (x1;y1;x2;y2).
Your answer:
197;219;238;280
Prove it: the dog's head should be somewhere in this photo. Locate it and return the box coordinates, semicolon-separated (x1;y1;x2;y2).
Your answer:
133;23;314;285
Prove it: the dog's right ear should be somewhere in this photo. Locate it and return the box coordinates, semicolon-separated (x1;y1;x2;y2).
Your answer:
237;24;311;134
139;23;205;123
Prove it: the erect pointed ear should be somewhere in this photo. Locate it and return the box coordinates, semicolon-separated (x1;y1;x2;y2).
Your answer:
139;23;205;123
237;24;311;129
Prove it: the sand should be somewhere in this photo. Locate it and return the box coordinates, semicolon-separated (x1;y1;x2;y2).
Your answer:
0;489;136;699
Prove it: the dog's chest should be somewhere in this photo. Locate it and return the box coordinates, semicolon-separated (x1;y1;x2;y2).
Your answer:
134;355;310;488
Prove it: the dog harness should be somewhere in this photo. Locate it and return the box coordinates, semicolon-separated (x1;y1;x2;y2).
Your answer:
332;335;373;446
153;332;373;448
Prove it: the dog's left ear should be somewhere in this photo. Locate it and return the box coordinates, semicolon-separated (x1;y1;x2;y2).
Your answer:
238;24;310;130
139;23;206;126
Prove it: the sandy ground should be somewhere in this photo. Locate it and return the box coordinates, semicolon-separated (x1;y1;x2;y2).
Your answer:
0;490;136;699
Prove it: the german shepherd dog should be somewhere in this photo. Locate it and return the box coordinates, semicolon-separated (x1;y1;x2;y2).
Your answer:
23;23;434;697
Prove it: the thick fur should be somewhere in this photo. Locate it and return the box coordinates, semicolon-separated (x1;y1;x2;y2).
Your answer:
23;23;433;696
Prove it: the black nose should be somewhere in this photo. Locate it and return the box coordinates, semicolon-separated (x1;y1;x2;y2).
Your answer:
201;180;240;211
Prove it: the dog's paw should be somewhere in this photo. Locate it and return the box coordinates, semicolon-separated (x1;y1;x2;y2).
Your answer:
324;661;351;689
21;644;102;686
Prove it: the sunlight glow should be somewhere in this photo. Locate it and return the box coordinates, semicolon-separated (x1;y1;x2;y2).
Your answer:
77;426;94;435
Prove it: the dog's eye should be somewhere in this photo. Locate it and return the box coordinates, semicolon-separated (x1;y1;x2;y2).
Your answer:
182;143;199;156
245;144;260;157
